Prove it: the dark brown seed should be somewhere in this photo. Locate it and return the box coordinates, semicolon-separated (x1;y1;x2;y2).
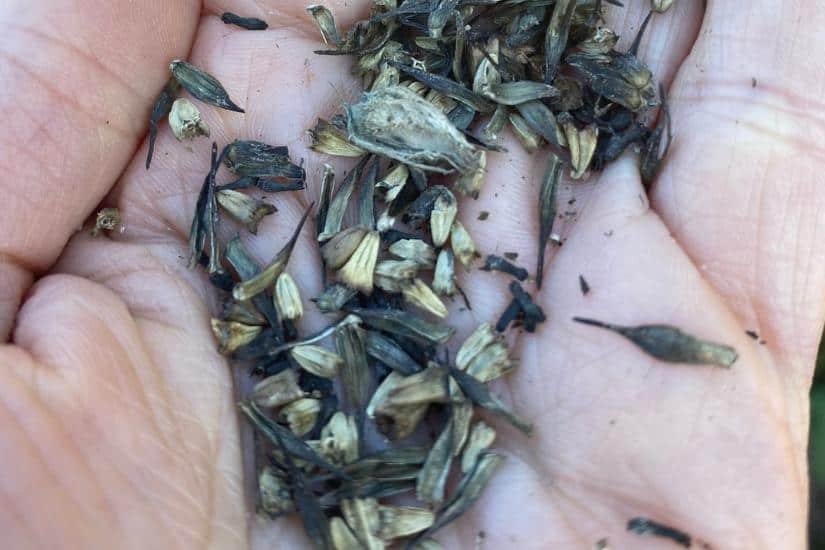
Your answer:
627;517;691;548
495;299;521;333
516;101;566;149
146;77;179;169
536;153;562;288
481;255;528;281
170;60;244;113
221;12;268;30
572;318;738;368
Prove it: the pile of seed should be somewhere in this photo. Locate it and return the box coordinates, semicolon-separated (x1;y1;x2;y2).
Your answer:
141;1;691;549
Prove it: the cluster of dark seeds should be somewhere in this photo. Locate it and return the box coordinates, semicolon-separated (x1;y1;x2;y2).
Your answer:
139;2;740;548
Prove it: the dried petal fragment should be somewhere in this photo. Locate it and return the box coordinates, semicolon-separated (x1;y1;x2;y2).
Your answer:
430;189;457;247
456;323;497;370
322;227;368;269
338;230;380;294
275;272;303;320
389;239;436;267
652;0;676;13
170;60;244;112
432;249;456;297
374;259;419;293
278;398;322;437
290;345;342;379
572;318;738;368
341;498;384;550
232;204;311;301
401;279;448;318
210;319;262;355
320;412;360;465
416;416;454;505
259;466;294;517
252;369;304;408
424;452;504;537
310;118;367;157
450;220;477;269
461;421;496;473
169;98;210;141
216;189;275;234
377;505;434;540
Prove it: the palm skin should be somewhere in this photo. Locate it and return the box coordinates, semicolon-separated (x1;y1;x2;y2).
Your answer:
0;0;823;548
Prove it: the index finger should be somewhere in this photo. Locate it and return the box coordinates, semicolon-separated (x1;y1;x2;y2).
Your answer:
0;0;201;339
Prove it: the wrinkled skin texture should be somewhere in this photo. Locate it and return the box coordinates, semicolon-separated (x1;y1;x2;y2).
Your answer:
0;1;823;548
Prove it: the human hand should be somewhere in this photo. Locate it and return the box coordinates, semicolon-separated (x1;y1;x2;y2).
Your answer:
0;1;822;548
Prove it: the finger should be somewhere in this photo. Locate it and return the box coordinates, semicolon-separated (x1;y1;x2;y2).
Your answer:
0;274;246;548
651;0;825;393
0;0;200;340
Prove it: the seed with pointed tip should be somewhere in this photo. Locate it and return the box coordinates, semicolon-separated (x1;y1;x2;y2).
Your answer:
374;259;419;293
572;317;738;368
169;60;244;113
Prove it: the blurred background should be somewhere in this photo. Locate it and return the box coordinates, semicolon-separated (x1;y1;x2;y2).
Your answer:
810;337;825;548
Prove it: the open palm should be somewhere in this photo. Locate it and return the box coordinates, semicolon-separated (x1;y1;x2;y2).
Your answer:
1;1;823;548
